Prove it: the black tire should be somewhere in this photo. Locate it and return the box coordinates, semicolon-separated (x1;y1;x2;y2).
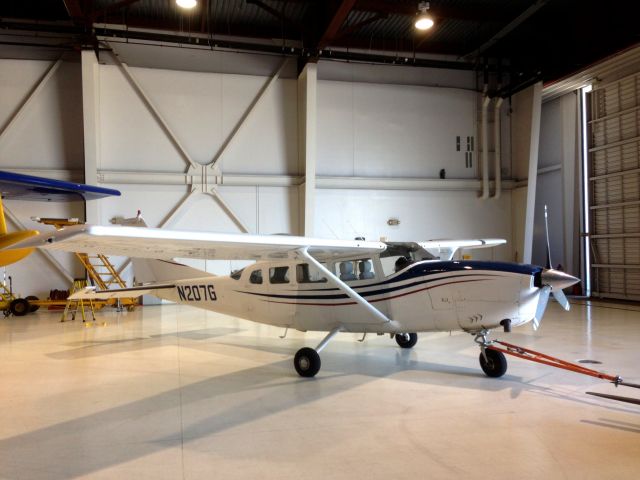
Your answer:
294;347;321;378
26;296;39;312
395;332;418;349
479;349;508;378
9;298;30;317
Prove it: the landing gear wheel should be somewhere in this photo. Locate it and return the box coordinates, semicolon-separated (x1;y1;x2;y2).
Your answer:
479;349;508;378
395;332;418;349
26;296;39;312
294;347;321;377
9;298;30;317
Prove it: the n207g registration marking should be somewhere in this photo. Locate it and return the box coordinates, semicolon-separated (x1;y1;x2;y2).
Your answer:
177;285;217;302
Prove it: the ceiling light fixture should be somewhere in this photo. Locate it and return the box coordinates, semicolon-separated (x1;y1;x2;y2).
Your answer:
176;0;197;9
415;1;434;31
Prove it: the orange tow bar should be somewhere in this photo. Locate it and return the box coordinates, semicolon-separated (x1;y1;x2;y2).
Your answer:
487;340;640;405
487;340;622;383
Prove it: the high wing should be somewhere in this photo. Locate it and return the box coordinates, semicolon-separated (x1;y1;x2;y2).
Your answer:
419;238;506;261
12;224;387;261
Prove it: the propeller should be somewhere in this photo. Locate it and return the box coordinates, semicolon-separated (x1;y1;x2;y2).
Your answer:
532;205;580;330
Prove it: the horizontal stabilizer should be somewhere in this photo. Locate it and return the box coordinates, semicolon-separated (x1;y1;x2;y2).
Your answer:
419;238;506;261
69;284;175;300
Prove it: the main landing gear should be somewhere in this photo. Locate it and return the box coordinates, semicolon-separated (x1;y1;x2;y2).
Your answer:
294;329;420;377
294;327;342;378
474;330;507;378
395;332;418;348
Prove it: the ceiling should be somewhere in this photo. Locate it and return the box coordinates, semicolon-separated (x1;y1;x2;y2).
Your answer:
0;0;638;95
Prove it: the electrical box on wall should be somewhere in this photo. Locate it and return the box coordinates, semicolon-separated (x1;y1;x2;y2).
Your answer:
458;135;474;168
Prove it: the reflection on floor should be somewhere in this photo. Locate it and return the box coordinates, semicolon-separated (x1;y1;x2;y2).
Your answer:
0;301;639;479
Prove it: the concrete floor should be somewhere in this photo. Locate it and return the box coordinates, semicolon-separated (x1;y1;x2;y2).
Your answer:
0;301;639;480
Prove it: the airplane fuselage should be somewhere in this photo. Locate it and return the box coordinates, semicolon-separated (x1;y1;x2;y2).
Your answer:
155;260;543;335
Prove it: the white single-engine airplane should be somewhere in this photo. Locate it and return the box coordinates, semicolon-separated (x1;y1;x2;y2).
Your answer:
11;223;579;378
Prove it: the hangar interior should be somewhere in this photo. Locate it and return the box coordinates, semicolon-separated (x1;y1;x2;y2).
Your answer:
0;1;639;479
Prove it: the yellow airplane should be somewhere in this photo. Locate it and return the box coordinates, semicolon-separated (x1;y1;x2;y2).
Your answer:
0;170;120;266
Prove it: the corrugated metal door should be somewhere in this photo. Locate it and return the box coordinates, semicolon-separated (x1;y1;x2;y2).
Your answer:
588;72;640;300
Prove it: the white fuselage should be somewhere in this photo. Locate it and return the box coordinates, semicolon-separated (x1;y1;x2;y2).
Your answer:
153;258;542;335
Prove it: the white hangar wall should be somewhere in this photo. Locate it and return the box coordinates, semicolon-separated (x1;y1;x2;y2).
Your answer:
315;61;511;256
0;57;85;297
1;43;516;298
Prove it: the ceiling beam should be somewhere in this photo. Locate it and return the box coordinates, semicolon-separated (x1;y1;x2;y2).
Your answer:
62;0;84;22
333;12;387;41
463;0;551;60
246;0;304;33
317;0;357;49
353;0;512;23
91;0;143;21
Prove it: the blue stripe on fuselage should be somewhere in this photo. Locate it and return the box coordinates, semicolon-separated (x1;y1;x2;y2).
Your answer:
237;261;540;301
292;260;542;292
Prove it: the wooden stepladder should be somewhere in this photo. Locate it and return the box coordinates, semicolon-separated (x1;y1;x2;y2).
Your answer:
61;278;96;323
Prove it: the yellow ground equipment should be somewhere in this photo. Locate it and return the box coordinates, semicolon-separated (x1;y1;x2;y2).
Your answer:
61;279;96;322
0;274;35;317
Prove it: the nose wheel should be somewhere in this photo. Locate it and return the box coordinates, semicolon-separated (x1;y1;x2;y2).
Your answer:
479;349;508;377
474;329;508;378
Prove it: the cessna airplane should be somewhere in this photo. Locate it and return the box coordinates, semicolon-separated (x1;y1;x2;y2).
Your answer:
10;221;580;378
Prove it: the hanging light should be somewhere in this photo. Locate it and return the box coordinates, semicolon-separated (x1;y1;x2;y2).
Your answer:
415;1;434;30
176;0;197;9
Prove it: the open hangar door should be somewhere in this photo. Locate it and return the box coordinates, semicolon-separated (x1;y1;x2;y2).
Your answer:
587;72;640;300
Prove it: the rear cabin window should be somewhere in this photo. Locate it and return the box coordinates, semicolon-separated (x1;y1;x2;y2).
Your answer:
249;269;263;284
269;266;289;284
296;263;327;283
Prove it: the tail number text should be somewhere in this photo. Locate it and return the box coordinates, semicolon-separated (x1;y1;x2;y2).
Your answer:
177;285;217;302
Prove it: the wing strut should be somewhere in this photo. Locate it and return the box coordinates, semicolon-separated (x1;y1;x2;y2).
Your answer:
297;247;396;327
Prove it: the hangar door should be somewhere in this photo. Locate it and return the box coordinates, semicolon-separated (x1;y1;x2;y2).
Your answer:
588;72;640;300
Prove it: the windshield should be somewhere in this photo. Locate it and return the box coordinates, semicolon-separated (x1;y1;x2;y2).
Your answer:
230;268;244;280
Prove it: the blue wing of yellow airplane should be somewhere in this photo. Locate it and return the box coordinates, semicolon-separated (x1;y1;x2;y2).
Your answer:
0;170;121;266
0;170;120;202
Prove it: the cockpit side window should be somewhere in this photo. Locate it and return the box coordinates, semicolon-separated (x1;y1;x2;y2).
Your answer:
357;259;375;280
334;259;375;281
269;266;289;284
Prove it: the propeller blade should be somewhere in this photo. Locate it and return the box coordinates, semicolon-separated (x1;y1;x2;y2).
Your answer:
533;285;551;330
552;288;570;311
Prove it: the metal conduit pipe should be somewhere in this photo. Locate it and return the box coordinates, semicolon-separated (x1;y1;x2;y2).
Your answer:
493;97;504;199
481;94;491;199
